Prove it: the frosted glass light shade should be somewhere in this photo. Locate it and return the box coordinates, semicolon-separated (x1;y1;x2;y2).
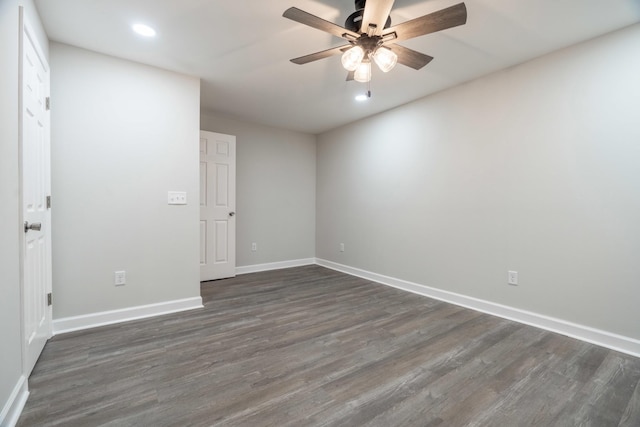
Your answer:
372;47;397;73
341;46;365;71
354;60;372;83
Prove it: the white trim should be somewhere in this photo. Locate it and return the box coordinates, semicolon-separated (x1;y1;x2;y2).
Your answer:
0;375;29;427
53;297;203;335
315;258;640;358
236;258;315;275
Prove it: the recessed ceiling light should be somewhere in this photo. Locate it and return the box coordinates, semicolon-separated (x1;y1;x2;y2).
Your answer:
355;94;368;102
132;23;156;37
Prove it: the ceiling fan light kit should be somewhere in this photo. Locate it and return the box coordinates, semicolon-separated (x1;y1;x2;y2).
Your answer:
283;0;468;94
341;43;397;75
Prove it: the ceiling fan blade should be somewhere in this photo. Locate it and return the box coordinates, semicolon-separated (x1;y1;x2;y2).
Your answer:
346;71;355;81
387;44;433;70
283;7;360;40
360;0;395;36
290;45;352;65
383;2;467;43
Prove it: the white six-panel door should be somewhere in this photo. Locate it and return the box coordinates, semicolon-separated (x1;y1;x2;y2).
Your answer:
21;11;52;377
200;131;236;281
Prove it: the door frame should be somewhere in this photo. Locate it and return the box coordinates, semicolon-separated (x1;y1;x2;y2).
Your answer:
18;6;53;378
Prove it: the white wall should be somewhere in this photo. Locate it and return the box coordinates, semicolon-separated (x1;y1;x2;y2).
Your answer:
0;0;48;422
50;43;201;318
317;24;640;340
200;112;316;267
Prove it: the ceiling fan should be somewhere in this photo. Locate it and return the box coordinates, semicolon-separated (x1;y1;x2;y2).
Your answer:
283;0;467;86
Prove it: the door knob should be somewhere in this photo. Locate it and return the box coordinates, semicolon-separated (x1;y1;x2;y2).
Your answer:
24;221;42;232
229;212;236;217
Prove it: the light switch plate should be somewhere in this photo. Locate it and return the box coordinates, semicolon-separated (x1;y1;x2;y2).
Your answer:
168;191;187;205
115;270;126;286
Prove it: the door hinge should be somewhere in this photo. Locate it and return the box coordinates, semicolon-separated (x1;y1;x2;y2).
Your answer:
46;195;51;209
46;97;50;111
47;292;52;306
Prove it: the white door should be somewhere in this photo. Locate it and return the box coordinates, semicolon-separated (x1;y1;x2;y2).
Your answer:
200;131;236;281
20;10;52;377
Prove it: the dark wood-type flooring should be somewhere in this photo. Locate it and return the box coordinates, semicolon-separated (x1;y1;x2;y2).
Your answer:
18;265;640;426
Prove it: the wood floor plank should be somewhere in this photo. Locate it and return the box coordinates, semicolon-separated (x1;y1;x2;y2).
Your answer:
620;377;640;427
552;352;640;426
17;265;640;426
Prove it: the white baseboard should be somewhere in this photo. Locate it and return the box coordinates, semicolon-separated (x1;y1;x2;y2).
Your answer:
236;258;315;275
46;258;640;355
0;375;28;427
315;258;640;358
53;297;203;335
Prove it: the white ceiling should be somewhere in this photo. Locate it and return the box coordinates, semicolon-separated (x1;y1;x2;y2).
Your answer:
35;0;640;134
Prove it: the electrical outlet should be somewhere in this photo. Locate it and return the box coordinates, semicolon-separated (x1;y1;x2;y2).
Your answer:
168;191;187;205
508;270;518;286
251;242;257;252
340;243;345;252
115;270;126;286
